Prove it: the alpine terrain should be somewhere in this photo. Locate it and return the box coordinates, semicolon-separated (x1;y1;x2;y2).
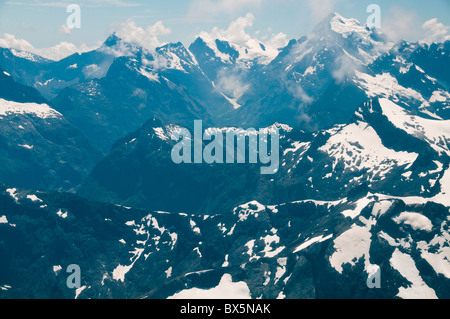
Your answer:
0;12;449;299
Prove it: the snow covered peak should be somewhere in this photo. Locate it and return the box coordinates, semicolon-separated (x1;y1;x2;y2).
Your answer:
329;13;371;38
8;48;49;63
193;14;288;66
98;33;142;58
378;98;450;156
101;33;196;74
311;12;387;45
312;12;368;37
0;98;62;119
197;34;281;66
156;42;198;70
299;12;391;66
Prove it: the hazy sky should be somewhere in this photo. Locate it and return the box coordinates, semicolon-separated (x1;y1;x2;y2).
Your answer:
0;0;449;60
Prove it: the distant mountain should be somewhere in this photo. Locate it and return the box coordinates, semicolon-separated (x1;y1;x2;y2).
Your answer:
0;70;101;191
189;17;282;80
0;34;235;153
188;24;287;119
1;12;450;300
2;14;448;152
49;35;234;153
189;13;449;130
0;66;47;104
192;13;392;128
0;40;117;100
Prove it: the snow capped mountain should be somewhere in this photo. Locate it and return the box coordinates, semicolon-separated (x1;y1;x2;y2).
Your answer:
190;29;281;70
0;33;203;101
0;98;61;119
67;95;450;299
0;71;101;191
226;13;450;132
1;13;448;132
367;40;450;119
5;48;50;63
281;12;390;75
216;12;393;129
188;13;288;111
78;117;288;213
100;33;200;74
2;13;446;133
1;11;450;300
191;13;286;69
47;34;233;152
323;13;390;61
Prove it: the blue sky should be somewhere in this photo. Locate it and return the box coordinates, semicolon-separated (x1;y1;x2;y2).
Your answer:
0;0;449;60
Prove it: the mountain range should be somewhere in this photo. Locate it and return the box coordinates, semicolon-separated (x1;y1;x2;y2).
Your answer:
0;13;449;299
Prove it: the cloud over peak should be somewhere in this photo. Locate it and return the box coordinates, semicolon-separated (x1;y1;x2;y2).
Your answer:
198;13;288;63
422;18;450;44
0;33;96;61
109;19;172;52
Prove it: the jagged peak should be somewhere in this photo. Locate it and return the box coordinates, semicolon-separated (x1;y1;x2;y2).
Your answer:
103;32;122;47
311;12;370;39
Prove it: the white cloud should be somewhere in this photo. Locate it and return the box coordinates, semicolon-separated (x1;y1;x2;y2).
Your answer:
0;33;96;61
265;32;288;50
82;63;111;79
147;21;172;37
38;42;92;60
378;7;450;44
59;24;72;35
381;6;422;42
198;13;288;62
332;53;362;83
110;19;172;52
307;0;341;23
422;18;450;44
0;33;35;52
211;13;256;45
215;67;246;96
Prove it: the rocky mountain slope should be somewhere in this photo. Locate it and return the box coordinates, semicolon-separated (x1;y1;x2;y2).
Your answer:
0;13;449;299
0;69;101;191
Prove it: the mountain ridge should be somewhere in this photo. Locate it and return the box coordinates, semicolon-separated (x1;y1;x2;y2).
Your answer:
0;12;450;300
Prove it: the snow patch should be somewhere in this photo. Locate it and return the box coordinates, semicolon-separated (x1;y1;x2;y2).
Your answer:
329;219;376;274
379;98;450;156
57;209;68;219
0;98;62;119
6;188;18;202
390;249;437;299
294;234;333;253
167;274;251;299
165;267;172;278
53;265;62;275
320;121;418;183
75;286;87;299
26;194;42;202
